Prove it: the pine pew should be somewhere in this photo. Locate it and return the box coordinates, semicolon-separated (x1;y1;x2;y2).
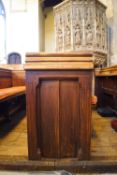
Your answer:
0;65;26;121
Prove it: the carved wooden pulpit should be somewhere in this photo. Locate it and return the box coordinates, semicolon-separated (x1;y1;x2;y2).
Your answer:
25;53;94;160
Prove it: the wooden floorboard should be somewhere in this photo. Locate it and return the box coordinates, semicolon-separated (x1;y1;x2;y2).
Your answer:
91;111;117;161
0;110;117;172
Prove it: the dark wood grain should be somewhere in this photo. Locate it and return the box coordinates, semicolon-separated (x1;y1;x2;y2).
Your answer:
12;71;25;86
95;66;117;113
26;71;93;160
59;79;79;158
0;69;12;89
0;65;25;87
40;80;59;158
25;53;93;160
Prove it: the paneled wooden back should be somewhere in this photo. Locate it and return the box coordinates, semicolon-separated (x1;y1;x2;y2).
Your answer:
0;65;25;86
0;69;12;89
12;70;25;86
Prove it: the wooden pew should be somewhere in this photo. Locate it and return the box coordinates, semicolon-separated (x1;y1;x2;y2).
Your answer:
0;64;25;86
95;65;117;114
0;65;26;122
0;68;12;89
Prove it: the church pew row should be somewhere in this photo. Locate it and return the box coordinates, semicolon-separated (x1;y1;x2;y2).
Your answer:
95;65;117;131
95;65;117;113
0;65;26;122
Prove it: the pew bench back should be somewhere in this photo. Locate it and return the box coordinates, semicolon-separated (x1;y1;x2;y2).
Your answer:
0;68;12;89
0;65;26;121
0;64;25;87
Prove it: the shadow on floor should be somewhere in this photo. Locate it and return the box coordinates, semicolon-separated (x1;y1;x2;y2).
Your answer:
0;110;26;138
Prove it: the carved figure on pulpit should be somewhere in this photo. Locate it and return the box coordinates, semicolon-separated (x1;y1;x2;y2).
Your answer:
74;24;82;47
102;28;105;49
96;25;101;48
64;25;71;47
57;28;63;51
86;24;93;46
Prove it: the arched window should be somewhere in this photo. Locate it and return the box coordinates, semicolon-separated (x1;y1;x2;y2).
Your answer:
0;0;6;63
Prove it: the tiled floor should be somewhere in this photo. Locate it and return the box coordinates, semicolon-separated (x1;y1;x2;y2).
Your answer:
0;110;117;161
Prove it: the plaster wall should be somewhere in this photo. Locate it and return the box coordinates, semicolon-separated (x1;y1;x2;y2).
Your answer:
44;8;55;52
3;0;39;63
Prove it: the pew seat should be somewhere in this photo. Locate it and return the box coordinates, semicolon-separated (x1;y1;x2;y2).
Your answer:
0;86;26;102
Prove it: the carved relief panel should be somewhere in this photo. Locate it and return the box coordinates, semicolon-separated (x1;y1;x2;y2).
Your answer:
73;3;83;50
64;3;72;51
54;8;64;52
54;0;107;66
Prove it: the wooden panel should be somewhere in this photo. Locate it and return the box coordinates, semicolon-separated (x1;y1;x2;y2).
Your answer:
26;70;93;160
26;73;40;160
79;76;92;160
102;77;116;90
95;65;117;113
96;77;117;112
12;71;25;86
39;80;59;158
59;79;79;158
0;69;12;89
0;65;25;86
25;52;93;160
